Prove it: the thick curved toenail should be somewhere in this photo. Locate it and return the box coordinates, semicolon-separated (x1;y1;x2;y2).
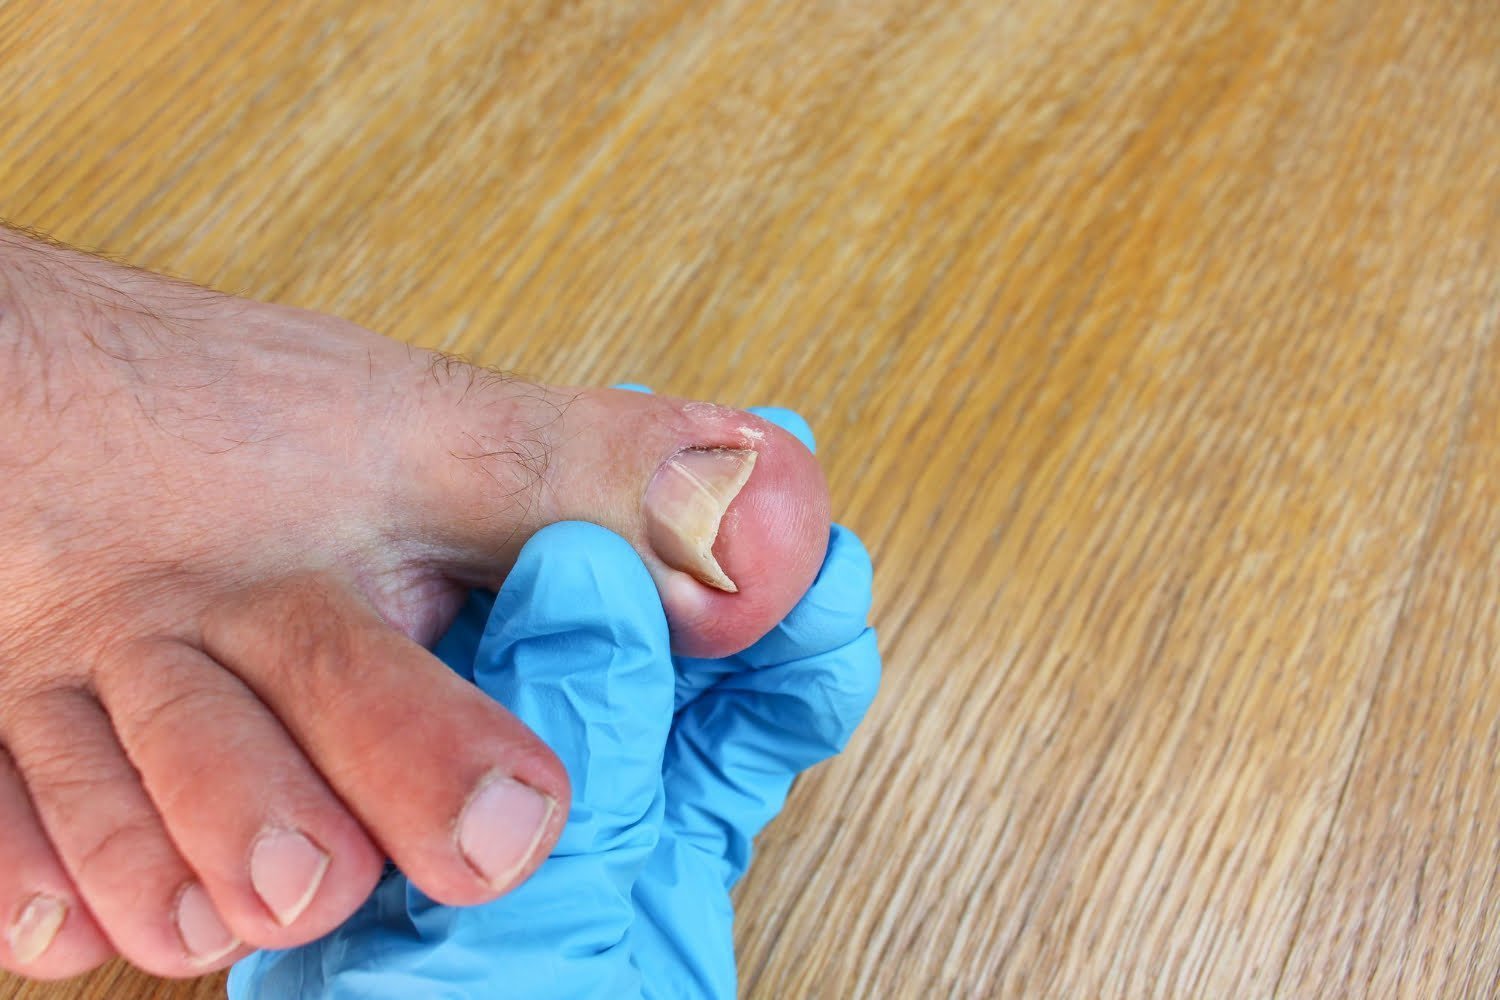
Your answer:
7;893;65;964
644;448;757;592
175;883;238;965
456;773;556;888
250;829;330;927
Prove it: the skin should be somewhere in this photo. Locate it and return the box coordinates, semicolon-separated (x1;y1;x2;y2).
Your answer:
0;227;830;979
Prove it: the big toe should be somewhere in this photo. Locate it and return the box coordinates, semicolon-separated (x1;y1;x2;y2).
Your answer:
401;378;831;658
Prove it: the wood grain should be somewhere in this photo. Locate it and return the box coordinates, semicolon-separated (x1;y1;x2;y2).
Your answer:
2;0;1497;996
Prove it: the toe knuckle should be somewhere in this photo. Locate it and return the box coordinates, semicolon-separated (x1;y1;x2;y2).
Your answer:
205;575;358;682
118;683;220;740
71;816;168;887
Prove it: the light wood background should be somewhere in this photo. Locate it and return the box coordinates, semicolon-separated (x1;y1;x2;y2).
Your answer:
3;0;1498;996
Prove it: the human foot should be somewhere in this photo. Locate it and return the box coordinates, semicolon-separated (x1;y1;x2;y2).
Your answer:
0;228;829;979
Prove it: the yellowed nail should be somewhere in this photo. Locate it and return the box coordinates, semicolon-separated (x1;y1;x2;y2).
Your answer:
643;448;757;592
8;894;65;965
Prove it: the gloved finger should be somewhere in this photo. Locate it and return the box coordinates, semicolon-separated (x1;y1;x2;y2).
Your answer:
474;523;675;870
665;525;878;874
613;383;655;394
231;523;675;1000
449;521;674;998
635;657;880;1000
661;642;879;887
632;833;736;999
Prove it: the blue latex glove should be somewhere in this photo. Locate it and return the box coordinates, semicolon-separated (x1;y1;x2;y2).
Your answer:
229;407;880;999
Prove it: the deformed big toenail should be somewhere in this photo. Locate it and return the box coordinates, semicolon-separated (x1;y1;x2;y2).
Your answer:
7;893;65;964
250;828;331;927
643;448;757;593
456;772;556;889
175;882;239;965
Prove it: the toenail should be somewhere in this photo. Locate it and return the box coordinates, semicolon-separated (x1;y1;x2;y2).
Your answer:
7;893;65;964
175;882;238;965
250;828;331;927
456;772;556;889
644;447;757;593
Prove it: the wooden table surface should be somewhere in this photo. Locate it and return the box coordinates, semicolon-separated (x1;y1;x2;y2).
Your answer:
3;1;1498;997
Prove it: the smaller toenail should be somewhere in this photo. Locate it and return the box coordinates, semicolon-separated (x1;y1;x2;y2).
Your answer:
175;882;238;965
250;828;331;926
644;448;757;593
456;772;556;889
7;893;65;964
